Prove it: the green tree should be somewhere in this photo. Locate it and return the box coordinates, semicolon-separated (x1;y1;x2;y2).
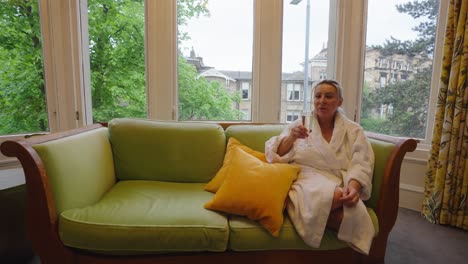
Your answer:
360;81;375;119
376;69;432;138
178;57;241;120
88;0;147;122
396;0;439;57
0;0;47;134
370;0;439;57
177;0;210;44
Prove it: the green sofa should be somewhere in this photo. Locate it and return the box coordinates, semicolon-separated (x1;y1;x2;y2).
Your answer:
0;118;418;264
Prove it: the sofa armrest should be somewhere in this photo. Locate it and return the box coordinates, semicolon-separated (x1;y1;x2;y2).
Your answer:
0;123;108;261
364;131;418;262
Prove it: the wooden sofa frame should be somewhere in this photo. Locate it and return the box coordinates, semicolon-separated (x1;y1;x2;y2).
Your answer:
0;122;418;264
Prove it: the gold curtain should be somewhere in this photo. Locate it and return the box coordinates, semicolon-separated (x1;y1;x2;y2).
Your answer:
422;0;468;230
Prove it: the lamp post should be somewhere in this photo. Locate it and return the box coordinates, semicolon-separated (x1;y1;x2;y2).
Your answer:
290;0;311;113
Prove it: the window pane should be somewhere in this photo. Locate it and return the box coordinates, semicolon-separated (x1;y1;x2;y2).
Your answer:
281;0;329;122
177;0;253;121
88;0;146;123
0;1;48;135
360;0;439;138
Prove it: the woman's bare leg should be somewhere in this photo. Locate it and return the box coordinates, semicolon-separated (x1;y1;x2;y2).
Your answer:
328;187;344;231
327;208;343;231
331;187;343;210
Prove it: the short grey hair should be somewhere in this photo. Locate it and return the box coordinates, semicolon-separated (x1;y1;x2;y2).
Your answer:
312;79;344;100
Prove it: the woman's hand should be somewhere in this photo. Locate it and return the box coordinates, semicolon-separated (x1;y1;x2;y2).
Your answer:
340;179;362;207
277;125;309;156
289;125;309;139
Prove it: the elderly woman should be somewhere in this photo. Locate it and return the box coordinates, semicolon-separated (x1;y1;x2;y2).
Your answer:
265;79;375;254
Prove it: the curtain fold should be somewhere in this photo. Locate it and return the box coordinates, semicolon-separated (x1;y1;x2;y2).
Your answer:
422;0;468;230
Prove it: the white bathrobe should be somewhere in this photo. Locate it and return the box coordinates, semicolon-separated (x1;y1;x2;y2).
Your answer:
265;111;375;255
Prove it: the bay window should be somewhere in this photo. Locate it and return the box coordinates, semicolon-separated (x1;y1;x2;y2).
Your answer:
0;0;450;165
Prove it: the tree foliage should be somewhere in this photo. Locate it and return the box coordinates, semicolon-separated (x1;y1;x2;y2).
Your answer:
178;57;241;120
0;0;239;134
396;0;439;56
177;0;209;44
0;0;47;134
362;69;432;138
371;0;439;57
88;0;147;122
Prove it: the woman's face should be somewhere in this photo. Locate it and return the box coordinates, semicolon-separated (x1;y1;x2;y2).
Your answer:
314;83;343;121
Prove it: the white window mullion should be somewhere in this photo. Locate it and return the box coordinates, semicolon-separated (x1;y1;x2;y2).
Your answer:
332;0;367;121
78;0;93;125
40;0;86;131
252;0;283;122
145;0;177;120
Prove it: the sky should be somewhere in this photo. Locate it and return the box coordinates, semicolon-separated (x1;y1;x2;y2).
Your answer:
179;0;423;73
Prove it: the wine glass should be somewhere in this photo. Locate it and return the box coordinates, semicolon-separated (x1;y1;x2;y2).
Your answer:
301;111;312;145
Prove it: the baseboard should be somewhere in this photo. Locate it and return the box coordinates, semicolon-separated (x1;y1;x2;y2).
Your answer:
399;183;424;211
0;159;20;170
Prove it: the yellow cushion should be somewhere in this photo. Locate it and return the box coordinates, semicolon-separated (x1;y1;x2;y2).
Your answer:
204;147;300;237
205;137;267;193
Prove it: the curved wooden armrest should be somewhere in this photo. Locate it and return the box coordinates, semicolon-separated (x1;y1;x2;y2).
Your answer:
0;124;106;261
365;131;418;262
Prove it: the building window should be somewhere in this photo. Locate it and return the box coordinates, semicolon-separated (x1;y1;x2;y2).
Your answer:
287;83;302;101
242;82;250;100
320;71;327;80
378;58;389;68
286;111;300;123
379;74;387;88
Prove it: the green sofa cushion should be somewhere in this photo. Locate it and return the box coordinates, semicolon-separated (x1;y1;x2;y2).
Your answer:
33;128;115;214
108;118;226;182
228;208;378;251
59;181;229;254
224;124;286;152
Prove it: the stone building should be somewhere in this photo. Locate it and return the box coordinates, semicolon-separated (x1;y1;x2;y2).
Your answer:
363;48;433;90
185;46;431;122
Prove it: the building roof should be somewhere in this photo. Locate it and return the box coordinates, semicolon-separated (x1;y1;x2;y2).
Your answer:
220;70;252;80
282;71;308;81
199;69;236;82
311;48;327;61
